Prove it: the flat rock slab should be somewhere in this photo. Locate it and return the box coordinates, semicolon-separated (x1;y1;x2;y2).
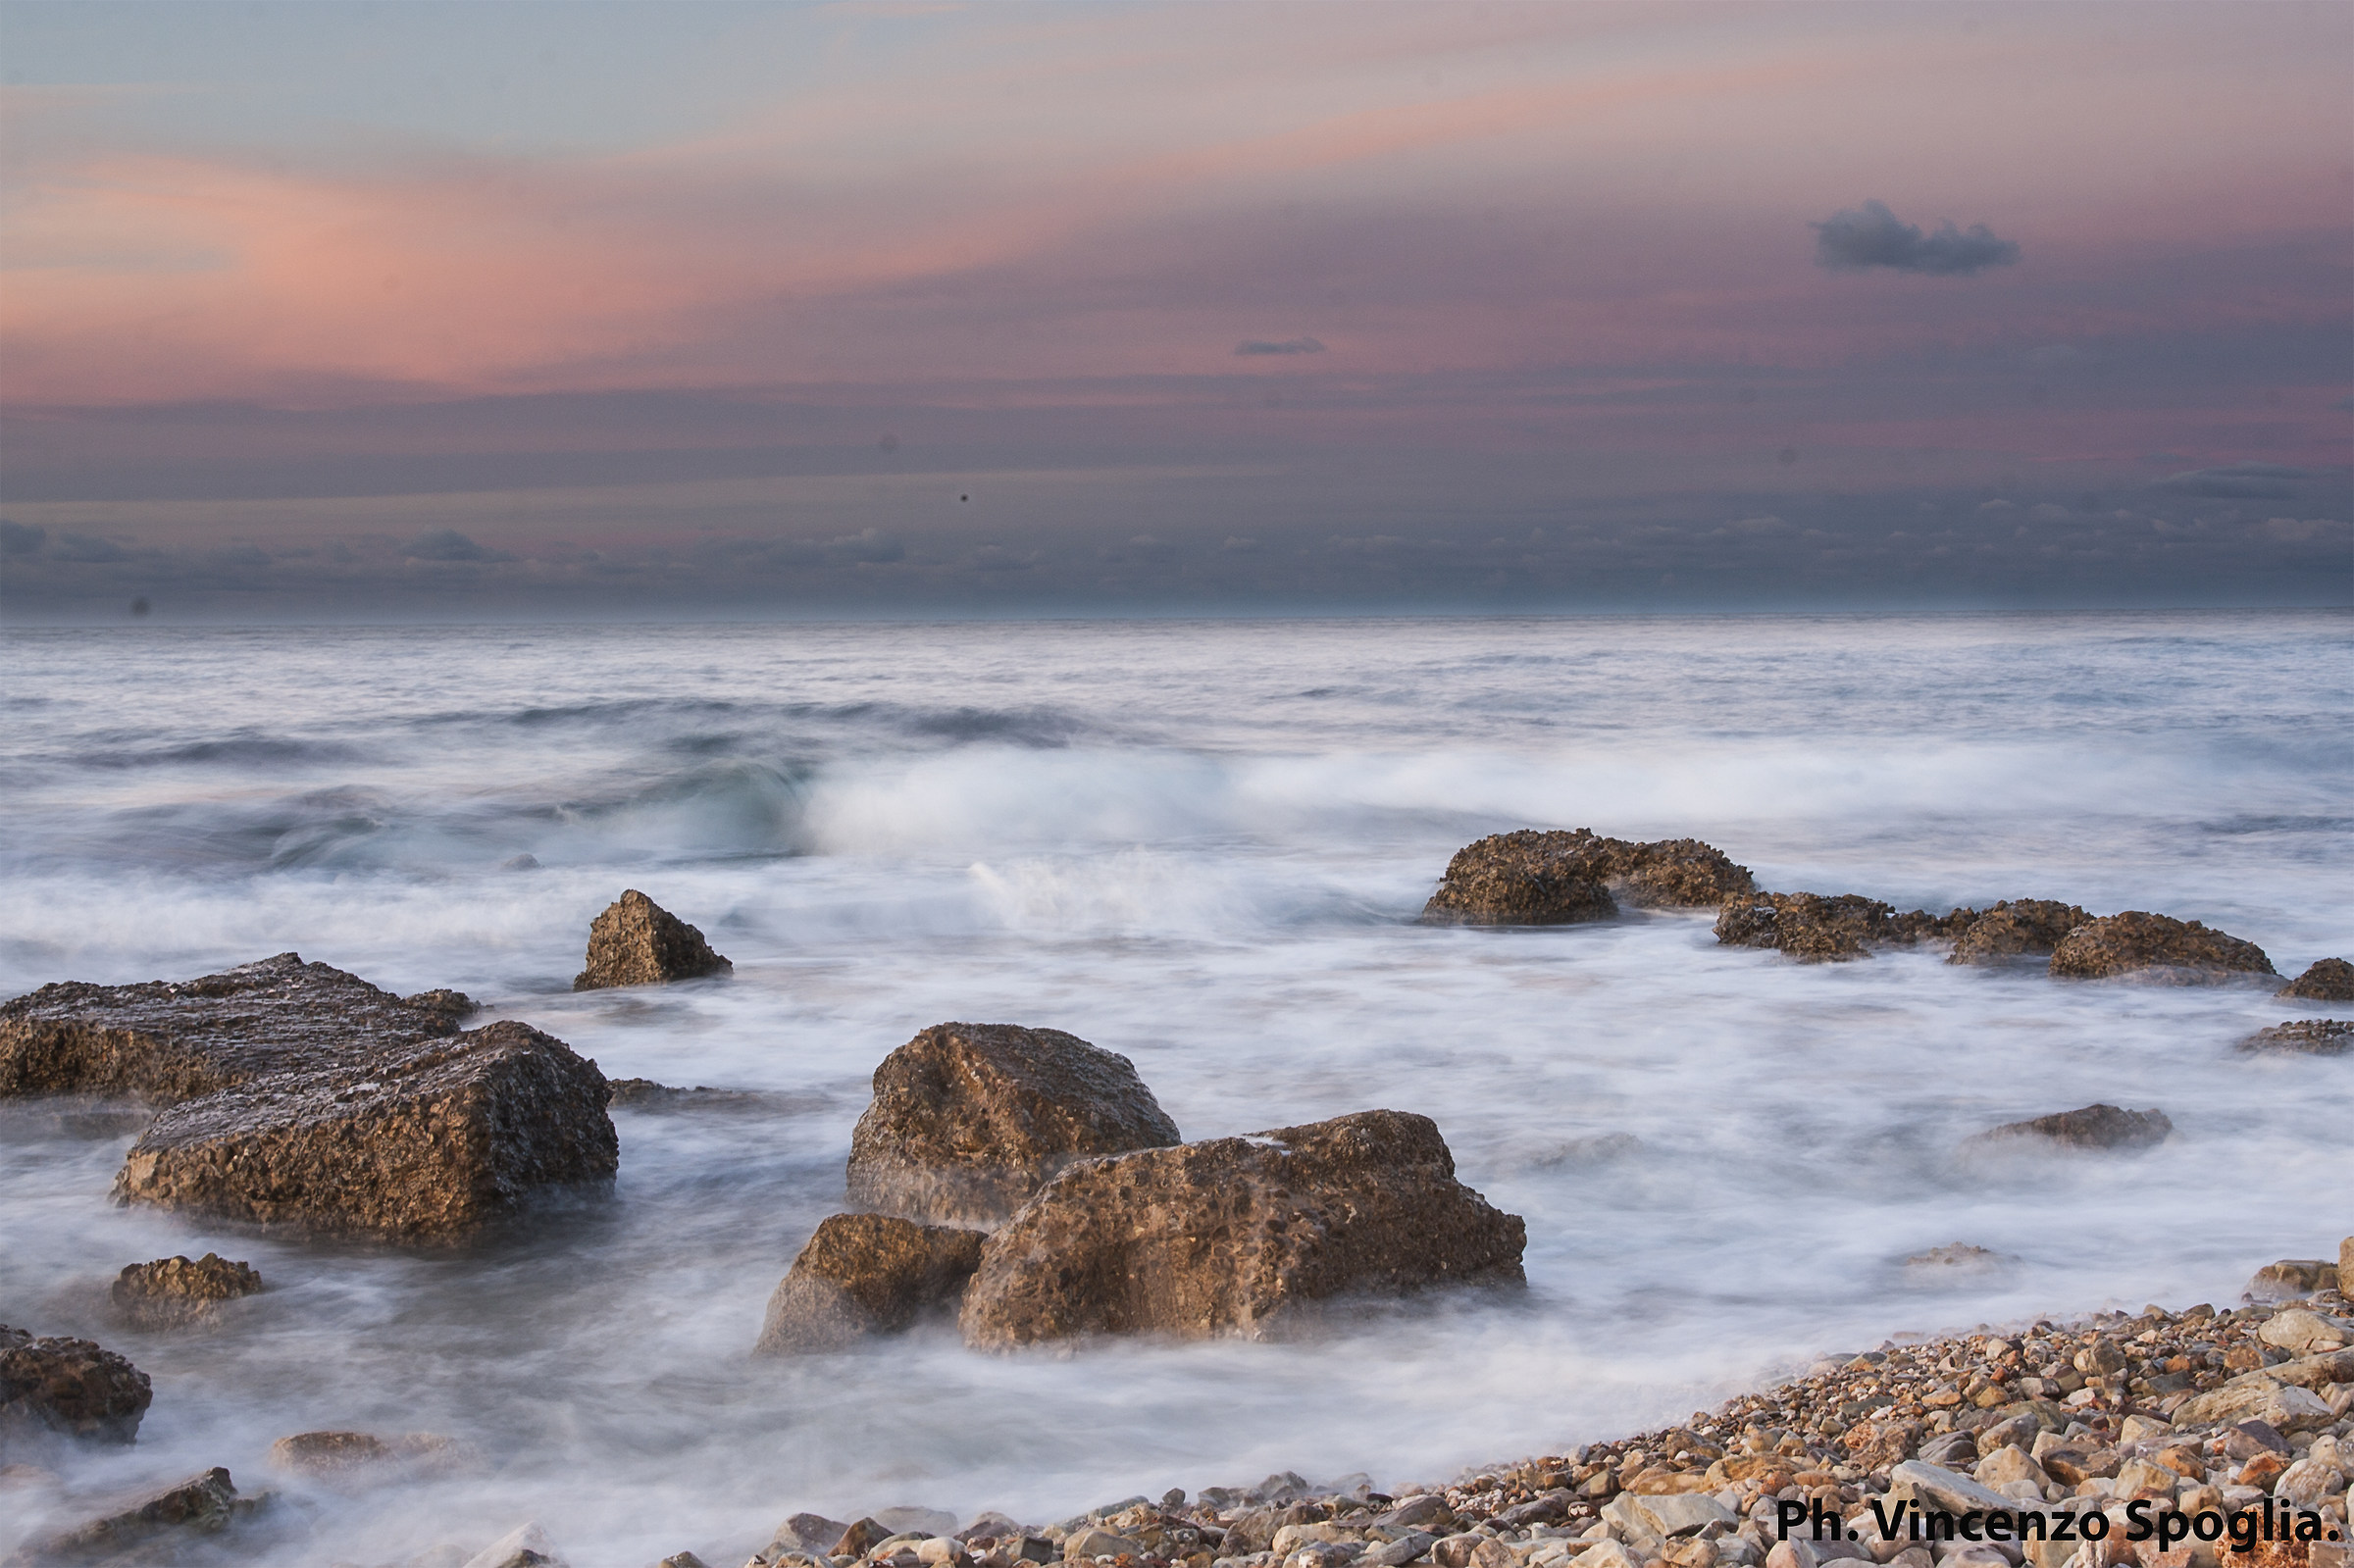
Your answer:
0;1325;152;1445
573;890;731;989
1977;1103;2173;1150
755;1213;985;1353
2238;1020;2352;1055
0;953;462;1105
2048;911;2275;983
847;1023;1181;1227
958;1108;1525;1347
115;1020;617;1240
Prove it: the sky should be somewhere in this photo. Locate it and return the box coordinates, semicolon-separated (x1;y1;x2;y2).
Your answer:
1;0;2349;620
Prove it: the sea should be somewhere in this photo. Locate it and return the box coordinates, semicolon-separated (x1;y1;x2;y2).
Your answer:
1;611;2347;1566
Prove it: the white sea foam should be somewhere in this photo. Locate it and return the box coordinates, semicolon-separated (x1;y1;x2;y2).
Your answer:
0;612;2347;1566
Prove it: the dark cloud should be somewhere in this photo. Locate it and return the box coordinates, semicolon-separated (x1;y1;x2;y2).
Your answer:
402;528;515;562
1813;199;2021;276
0;520;46;558
1234;336;1325;356
2162;462;2305;499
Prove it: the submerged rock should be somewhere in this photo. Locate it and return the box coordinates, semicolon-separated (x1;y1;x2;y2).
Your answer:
0;952;462;1105
1945;900;2093;965
2047;911;2275;983
1713;892;1960;962
846;1023;1181;1227
110;1254;264;1330
265;1429;471;1484
1421;829;1755;924
2237;1019;2353;1056
16;1465;265;1563
1978;1103;2174;1150
114;1020;617;1240
755;1213;985;1354
572;890;732;990
2280;958;2354;1001
0;1326;152;1447
958;1109;1525;1347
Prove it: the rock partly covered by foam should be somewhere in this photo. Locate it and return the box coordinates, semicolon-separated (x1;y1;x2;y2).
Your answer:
1422;830;1755;925
958;1109;1525;1347
2239;1020;2353;1056
0;952;462;1104
2047;911;2275;983
114;1019;617;1239
109;1253;264;1330
0;1325;152;1445
1713;893;1962;963
573;890;732;990
2281;958;2354;1002
1978;1102;2174;1150
755;1213;986;1354
846;1023;1181;1227
1946;899;2094;965
265;1428;472;1484
15;1465;268;1563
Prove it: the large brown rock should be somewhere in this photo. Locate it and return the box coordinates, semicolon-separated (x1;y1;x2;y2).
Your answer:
0;953;462;1105
113;1020;617;1240
573;890;732;989
957;1109;1526;1347
1977;1103;2174;1150
1422;830;1755;925
2280;958;2354;1002
2047;911;2275;983
1946;900;2093;965
1714;892;1964;962
0;1326;152;1446
110;1254;264;1331
754;1213;985;1354
845;1023;1181;1227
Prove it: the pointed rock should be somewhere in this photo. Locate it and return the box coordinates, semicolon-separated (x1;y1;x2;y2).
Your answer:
572;890;731;989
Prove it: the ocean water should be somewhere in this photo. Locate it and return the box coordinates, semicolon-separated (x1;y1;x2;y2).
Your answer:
0;611;2348;1566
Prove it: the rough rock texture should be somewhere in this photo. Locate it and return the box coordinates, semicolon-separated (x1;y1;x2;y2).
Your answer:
2238;1020;2354;1056
1422;830;1756;925
110;1254;264;1330
1979;1103;2174;1150
755;1213;986;1354
0;1326;152;1446
265;1429;471;1483
16;1465;265;1563
846;1023;1182;1227
572;890;732;990
2047;911;2276;983
1713;893;1965;963
2281;958;2354;1002
114;1020;617;1239
0;952;462;1105
1945;900;2094;965
2248;1258;2344;1300
958;1109;1526;1347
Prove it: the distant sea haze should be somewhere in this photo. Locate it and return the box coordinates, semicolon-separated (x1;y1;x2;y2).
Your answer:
1;610;2347;1566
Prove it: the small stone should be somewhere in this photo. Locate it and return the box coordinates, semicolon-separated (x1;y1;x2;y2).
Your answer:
572;889;732;990
1970;1446;2049;1491
1064;1529;1143;1561
1979;1105;2172;1151
2279;958;2354;1001
110;1252;264;1329
2259;1309;2352;1353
